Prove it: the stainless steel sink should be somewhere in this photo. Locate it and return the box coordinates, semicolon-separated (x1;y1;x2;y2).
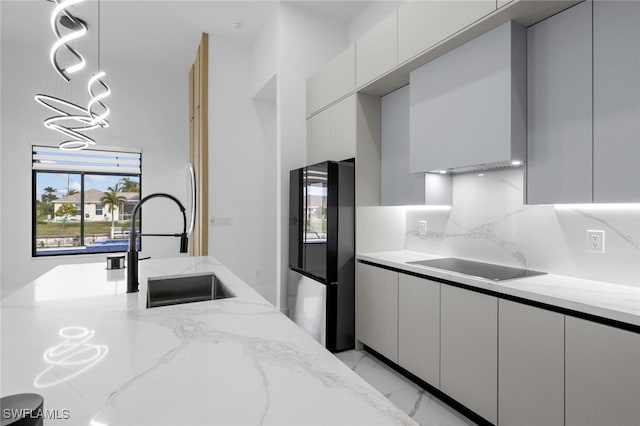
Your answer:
146;273;234;308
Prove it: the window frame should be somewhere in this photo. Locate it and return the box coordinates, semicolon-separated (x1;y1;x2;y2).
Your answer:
31;146;142;258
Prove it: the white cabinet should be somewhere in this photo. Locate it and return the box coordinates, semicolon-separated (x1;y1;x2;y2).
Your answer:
526;0;593;204
593;0;640;202
307;108;331;165
565;317;640;426
409;21;526;173
498;300;564;426
306;45;355;117
307;94;356;164
441;285;498;424
356;263;398;363
397;0;495;64
356;11;398;88
381;85;452;206
398;274;440;387
329;94;357;162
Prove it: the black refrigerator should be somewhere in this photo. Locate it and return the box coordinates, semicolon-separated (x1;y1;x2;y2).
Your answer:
289;160;355;352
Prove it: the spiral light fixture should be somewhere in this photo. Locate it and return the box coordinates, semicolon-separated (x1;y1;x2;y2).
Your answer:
49;0;88;82
36;0;111;150
87;71;111;126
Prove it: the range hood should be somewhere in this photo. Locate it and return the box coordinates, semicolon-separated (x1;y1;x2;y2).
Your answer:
409;21;526;174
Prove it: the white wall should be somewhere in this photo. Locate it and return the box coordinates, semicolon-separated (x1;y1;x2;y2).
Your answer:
404;169;640;287
208;36;278;304
0;2;189;298
236;3;351;312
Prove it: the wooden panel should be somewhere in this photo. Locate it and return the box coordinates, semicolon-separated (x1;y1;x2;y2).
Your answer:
188;33;208;256
498;300;564;426
565;317;640;426
356;262;398;363
398;274;440;387
398;0;495;64
356;11;398;87
526;1;593;204
441;285;497;424
593;0;640;202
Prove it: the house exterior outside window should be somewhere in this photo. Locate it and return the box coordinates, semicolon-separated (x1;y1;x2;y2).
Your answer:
32;145;142;257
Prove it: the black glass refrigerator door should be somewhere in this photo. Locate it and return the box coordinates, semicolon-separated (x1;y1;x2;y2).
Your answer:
289;168;303;271
302;162;329;281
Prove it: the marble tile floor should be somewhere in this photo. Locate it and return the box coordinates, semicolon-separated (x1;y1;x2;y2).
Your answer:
335;350;478;426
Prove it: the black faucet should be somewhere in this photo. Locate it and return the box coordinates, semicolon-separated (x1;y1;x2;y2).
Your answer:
127;193;189;293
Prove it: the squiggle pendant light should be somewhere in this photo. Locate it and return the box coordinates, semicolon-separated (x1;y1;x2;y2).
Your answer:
87;71;111;126
50;0;87;81
35;0;111;150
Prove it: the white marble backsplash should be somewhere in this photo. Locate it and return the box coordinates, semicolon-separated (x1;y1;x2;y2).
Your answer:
405;168;640;287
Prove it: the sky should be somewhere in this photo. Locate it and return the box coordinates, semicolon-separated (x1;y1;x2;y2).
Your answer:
35;173;139;199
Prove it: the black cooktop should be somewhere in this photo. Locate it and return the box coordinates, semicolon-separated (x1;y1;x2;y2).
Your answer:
406;258;546;282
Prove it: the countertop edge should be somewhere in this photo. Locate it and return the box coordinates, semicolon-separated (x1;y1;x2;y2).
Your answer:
357;251;640;330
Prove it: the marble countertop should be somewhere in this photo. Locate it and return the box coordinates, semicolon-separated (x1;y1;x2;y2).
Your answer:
358;251;640;327
0;257;416;426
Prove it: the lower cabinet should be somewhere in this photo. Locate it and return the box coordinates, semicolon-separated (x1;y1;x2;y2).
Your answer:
441;285;498;424
565;316;640;426
356;262;398;362
498;300;564;426
398;274;440;387
355;262;639;426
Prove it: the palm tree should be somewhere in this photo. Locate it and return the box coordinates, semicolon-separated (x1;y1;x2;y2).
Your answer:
119;177;140;193
107;183;122;193
100;190;126;238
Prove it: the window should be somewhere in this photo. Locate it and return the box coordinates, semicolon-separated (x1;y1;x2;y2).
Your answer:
32;145;141;257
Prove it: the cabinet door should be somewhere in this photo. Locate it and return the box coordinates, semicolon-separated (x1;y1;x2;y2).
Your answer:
565;317;640;426
330;94;356;161
498;300;564;426
398;274;440;387
356;11;398;87
381;85;424;206
526;1;593;204
356;263;398;363
593;1;640;202
306;45;355;117
307;109;331;165
441;285;497;424
398;0;495;63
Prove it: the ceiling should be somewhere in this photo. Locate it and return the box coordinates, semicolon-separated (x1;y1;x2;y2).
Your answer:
1;1;372;64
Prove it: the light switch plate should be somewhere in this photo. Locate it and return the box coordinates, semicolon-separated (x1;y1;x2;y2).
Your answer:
586;230;605;253
419;220;428;236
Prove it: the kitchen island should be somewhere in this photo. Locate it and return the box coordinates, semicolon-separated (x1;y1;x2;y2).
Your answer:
1;257;416;426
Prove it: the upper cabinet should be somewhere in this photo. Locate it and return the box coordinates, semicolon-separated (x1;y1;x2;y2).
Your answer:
381;85;451;206
526;1;593;204
409;21;526;173
397;0;496;64
527;0;640;204
356;11;398;88
593;0;640;202
307;94;356;164
306;45;355;118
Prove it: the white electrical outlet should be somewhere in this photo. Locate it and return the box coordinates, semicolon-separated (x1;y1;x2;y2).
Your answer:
586;230;605;253
419;220;428;236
